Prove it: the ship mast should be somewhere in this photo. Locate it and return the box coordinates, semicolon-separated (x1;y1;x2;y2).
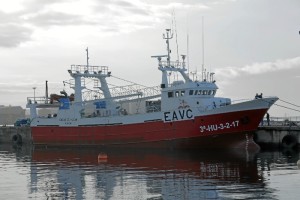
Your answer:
201;16;205;81
152;29;191;88
163;29;173;67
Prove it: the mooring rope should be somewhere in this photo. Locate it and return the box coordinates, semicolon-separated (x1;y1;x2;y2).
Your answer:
258;98;300;114
279;99;300;108
273;103;300;113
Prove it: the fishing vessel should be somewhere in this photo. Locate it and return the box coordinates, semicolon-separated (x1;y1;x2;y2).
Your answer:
26;29;278;148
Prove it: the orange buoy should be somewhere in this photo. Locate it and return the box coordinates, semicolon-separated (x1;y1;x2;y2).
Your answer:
98;153;108;163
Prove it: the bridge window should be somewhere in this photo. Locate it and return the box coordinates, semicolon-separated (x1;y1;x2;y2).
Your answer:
194;90;201;95
189;90;193;95
175;91;180;97
181;91;185;96
168;91;173;98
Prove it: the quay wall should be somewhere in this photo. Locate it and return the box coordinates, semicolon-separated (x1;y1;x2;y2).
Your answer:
0;126;31;145
255;126;300;149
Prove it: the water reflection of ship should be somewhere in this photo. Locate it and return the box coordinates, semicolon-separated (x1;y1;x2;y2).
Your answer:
257;150;300;171
30;148;261;199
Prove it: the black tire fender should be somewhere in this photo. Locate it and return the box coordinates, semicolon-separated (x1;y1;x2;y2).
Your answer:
12;134;22;145
282;134;297;149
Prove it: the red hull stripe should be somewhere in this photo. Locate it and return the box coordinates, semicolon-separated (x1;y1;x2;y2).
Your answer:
32;108;267;148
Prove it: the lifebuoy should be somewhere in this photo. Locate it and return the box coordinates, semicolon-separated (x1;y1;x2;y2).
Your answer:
12;134;22;145
282;135;297;149
98;153;108;163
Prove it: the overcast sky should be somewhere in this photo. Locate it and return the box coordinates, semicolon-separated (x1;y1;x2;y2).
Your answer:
0;0;299;117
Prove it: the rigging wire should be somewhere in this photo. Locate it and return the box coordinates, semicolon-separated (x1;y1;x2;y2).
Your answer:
111;75;153;89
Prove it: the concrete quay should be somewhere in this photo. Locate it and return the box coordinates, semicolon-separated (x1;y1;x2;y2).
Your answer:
0;125;299;149
254;125;300;149
0;126;31;145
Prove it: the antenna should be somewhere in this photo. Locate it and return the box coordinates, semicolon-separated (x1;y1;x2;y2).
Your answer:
172;10;179;62
201;16;205;81
187;16;190;74
163;29;173;67
86;47;89;66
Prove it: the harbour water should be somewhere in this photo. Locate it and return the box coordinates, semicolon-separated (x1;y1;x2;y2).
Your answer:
1;145;300;200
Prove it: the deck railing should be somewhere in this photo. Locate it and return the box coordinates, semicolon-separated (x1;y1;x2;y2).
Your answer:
27;96;49;105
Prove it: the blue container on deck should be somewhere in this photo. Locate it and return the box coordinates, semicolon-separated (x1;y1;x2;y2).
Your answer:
14;119;30;127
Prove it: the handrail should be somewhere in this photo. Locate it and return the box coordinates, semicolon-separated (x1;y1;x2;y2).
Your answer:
70;64;109;75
